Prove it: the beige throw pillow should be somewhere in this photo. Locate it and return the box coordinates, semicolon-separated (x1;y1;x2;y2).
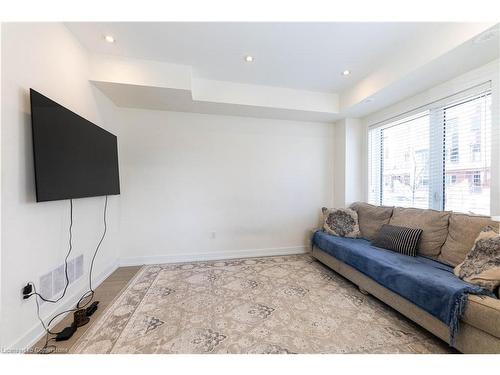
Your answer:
389;207;450;257
454;226;500;292
349;202;393;240
321;207;361;238
439;213;497;267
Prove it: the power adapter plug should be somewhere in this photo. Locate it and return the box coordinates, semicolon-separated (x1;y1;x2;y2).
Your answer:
55;324;77;341
85;301;99;317
22;283;33;299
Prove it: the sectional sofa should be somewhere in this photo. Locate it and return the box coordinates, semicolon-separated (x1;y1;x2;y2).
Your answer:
312;202;500;354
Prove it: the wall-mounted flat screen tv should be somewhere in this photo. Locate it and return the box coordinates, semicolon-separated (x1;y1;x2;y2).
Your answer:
30;89;120;202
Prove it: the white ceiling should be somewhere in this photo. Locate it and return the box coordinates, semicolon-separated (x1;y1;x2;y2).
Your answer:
66;22;441;93
66;22;499;122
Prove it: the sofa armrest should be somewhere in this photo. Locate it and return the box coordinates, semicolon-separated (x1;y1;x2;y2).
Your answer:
463;295;500;339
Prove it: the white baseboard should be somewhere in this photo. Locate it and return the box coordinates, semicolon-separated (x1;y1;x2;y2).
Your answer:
119;246;309;267
9;260;119;353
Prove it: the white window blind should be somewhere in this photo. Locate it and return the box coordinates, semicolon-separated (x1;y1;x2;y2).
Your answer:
368;83;492;215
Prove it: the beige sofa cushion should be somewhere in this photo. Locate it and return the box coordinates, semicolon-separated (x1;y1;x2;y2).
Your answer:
389;207;450;257
463;295;500;339
439;213;498;267
349;202;393;240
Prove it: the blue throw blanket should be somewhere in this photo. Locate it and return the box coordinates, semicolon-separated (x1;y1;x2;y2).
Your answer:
312;231;495;343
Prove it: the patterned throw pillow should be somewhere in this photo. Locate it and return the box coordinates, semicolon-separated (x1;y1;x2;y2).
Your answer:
371;224;423;257
321;207;360;238
454;225;500;292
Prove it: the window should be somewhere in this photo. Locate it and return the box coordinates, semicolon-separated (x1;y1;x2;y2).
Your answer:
471;144;481;162
369;88;491;215
473;172;481;186
368;112;430;209
447;120;460;163
443;93;491;214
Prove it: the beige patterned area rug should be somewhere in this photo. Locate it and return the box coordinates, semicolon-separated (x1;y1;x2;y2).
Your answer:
71;254;454;354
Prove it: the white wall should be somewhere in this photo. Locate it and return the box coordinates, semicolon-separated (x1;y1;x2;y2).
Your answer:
1;23;121;350
345;119;365;206
332;118;365;208
332;121;346;207
115;108;334;264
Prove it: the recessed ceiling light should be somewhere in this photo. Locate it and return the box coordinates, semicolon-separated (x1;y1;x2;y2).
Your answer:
341;70;351;76
244;55;254;63
104;35;115;43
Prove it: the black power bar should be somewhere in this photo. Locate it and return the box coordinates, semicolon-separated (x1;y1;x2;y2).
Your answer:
55;324;77;341
22;283;33;299
86;301;99;317
55;301;100;342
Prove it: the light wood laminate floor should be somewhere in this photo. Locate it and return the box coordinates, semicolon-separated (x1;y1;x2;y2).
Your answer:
31;266;141;354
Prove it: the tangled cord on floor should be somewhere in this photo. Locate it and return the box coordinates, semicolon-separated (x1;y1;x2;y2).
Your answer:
30;196;108;354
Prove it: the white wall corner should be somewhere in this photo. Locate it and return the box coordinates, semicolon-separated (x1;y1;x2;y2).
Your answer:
333;120;346;208
333;118;365;208
344;118;365;207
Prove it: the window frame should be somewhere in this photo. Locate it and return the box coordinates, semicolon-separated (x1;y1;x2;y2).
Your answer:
368;82;492;215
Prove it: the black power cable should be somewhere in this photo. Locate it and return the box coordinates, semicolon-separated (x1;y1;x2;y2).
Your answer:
30;195;109;354
28;199;74;303
77;195;108;308
32;284;56;354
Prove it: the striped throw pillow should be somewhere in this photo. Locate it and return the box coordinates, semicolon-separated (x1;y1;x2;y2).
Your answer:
371;224;423;257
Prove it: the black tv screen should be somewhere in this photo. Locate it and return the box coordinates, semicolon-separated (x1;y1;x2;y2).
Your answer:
30;89;120;202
